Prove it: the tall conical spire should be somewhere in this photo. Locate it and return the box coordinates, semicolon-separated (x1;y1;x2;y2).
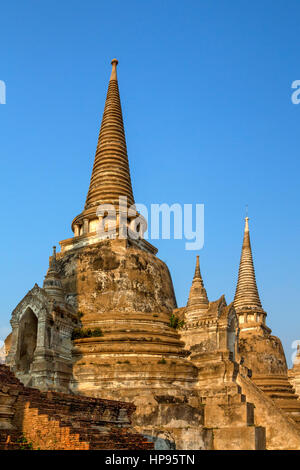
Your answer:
186;255;209;313
67;59;152;247
84;58;135;211
234;217;263;312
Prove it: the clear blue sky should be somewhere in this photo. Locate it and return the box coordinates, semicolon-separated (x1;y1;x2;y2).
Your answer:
0;1;299;366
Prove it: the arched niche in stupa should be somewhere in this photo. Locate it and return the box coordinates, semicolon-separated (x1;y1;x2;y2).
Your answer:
16;307;38;374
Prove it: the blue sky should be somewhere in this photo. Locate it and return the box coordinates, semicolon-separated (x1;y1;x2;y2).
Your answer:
0;0;299;366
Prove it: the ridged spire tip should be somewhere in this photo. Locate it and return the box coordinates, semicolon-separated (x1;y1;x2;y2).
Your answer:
49;246;57;269
110;58;118;81
245;216;249;232
194;255;201;279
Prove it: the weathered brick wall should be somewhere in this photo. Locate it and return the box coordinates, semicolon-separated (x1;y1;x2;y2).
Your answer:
0;365;153;450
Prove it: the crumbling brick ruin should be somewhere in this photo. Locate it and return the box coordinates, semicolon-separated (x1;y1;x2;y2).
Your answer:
0;364;153;450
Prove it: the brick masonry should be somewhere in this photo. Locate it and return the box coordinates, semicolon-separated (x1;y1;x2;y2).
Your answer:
0;364;153;450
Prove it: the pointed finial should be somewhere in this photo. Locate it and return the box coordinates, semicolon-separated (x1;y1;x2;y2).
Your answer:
244;205;249;232
49;246;57;269
194;255;201;279
44;246;64;301
110;58;118;81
